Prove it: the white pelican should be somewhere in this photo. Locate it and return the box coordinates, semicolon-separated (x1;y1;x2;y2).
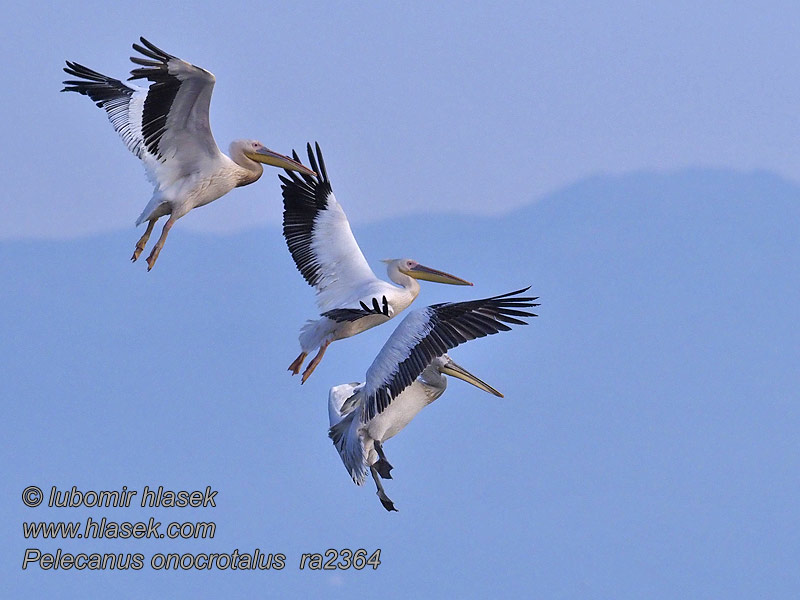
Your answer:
62;37;315;270
327;288;538;511
280;142;473;383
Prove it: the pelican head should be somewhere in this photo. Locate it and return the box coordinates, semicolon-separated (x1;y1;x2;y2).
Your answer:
238;140;316;176
433;354;503;397
382;258;472;286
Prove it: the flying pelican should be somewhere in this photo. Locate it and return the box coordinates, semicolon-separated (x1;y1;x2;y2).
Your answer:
327;288;538;511
62;37;315;270
280;142;472;383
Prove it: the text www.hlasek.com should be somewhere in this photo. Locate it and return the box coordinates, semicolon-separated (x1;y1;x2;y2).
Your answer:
21;485;382;572
23;518;214;540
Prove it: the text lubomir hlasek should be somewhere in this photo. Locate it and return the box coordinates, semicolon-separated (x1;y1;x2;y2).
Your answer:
47;486;217;508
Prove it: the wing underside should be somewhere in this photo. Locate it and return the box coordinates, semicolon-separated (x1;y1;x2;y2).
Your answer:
361;288;539;421
63;37;219;188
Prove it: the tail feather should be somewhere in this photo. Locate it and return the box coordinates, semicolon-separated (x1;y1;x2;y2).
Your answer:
328;400;368;485
135;194;168;225
299;317;336;353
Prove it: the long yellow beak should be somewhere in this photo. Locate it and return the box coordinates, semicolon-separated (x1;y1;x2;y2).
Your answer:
403;263;473;286
247;147;316;176
441;359;503;397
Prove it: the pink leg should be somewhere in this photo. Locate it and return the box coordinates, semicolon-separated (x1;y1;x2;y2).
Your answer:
288;352;307;375
145;216;175;271
132;219;156;262
301;341;330;384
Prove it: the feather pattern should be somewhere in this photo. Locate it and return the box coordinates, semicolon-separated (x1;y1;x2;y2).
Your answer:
280;143;378;312
327;383;369;484
322;295;391;323
361;288;539;421
62;37;317;271
62;62;157;182
62;37;219;190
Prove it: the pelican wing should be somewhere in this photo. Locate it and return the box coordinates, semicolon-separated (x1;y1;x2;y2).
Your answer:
328;383;369;484
280;143;378;312
62;62;158;181
62;37;218;187
328;382;363;425
322;295;391;323
361;288;539;422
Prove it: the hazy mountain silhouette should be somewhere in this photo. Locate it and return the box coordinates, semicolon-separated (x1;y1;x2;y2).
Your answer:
3;168;798;599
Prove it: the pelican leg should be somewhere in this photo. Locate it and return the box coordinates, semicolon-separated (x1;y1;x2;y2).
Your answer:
131;219;156;262
373;440;393;479
288;352;307;375
145;216;175;271
300;340;330;384
371;465;397;512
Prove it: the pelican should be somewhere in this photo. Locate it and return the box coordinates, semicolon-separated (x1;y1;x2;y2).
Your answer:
327;288;539;511
280;142;472;383
62;37;315;270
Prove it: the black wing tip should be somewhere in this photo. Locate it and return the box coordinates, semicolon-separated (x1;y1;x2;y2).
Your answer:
431;286;539;311
278;174;294;187
61;62;133;99
297;142;328;185
62;61;99;80
305;143;320;180
493;286;532;299
484;287;539;308
281;143;334;201
467;286;537;305
133;37;175;60
313;141;328;182
129;38;177;78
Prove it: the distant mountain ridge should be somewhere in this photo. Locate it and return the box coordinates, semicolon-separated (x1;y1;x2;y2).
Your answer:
4;166;799;599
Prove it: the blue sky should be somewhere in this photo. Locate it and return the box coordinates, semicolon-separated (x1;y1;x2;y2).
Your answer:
4;171;798;598
3;2;800;598
3;1;800;238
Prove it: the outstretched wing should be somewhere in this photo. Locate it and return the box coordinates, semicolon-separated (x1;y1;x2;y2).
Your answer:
361;288;539;421
62;37;219;187
62;61;158;181
280;142;379;312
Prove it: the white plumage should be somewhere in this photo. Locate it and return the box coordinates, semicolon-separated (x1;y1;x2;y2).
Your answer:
328;289;539;511
63;37;315;270
281;143;473;382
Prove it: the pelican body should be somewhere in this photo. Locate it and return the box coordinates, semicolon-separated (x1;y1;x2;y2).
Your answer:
329;355;501;511
281;143;472;382
327;289;539;511
62;37;315;270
